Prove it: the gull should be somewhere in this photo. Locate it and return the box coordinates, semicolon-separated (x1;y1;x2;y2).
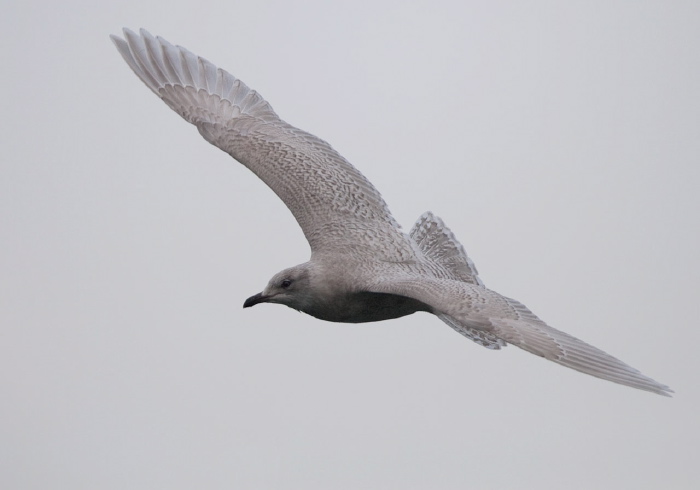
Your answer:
111;28;672;396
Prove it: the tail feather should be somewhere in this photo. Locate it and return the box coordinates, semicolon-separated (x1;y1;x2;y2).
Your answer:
410;212;483;286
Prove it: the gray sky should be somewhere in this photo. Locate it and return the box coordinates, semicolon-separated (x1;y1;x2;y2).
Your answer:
2;1;699;488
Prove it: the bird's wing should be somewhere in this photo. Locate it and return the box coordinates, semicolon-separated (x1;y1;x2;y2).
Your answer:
437;313;506;350
368;276;672;396
111;29;415;260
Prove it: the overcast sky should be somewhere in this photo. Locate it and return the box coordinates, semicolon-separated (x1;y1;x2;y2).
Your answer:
2;1;699;489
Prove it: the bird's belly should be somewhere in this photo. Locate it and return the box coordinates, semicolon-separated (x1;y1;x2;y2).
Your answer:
305;291;432;323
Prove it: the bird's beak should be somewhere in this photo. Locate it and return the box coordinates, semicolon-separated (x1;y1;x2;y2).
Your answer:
243;292;269;308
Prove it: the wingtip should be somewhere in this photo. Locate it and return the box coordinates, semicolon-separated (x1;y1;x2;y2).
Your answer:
638;374;673;397
658;385;674;397
110;28;139;47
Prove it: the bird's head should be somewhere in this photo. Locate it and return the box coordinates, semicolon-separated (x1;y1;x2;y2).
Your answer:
243;263;313;311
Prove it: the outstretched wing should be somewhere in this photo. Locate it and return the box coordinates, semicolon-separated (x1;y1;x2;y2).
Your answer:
437;313;506;350
111;28;414;260
368;276;672;396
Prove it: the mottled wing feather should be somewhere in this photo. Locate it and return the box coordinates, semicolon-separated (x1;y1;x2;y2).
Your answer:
111;29;414;260
368;276;672;396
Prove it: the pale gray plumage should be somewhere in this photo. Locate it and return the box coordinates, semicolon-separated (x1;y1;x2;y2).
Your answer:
112;28;672;396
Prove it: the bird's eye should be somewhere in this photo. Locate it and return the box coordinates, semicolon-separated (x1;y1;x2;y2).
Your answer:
280;279;292;289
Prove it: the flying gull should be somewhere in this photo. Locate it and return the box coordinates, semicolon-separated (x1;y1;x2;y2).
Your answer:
111;28;671;396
